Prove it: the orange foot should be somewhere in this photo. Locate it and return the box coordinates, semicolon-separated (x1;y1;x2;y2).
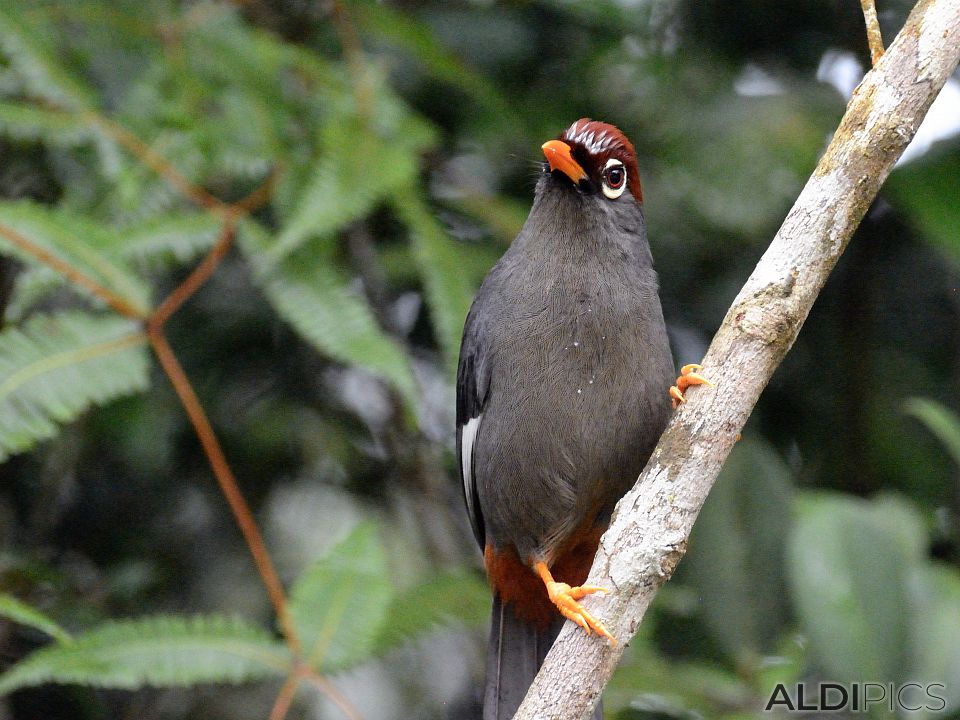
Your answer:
669;363;715;408
534;561;616;645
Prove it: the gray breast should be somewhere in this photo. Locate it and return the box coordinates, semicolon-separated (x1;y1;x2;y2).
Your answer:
474;255;674;562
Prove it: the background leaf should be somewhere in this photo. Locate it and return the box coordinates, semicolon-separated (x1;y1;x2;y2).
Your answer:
907;564;960;717
683;437;794;660
886;145;960;267
786;493;927;682
371;569;489;655
288;522;393;673
115;212;224;268
240;219;420;418
0;311;149;461
0;101;91;147
0;594;71;643
903;397;960;469
394;189;475;372
0;615;289;694
262;84;435;269
0;5;96;110
0;200;152;314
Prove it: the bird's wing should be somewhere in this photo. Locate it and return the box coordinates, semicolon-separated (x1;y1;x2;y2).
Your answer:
456;303;492;549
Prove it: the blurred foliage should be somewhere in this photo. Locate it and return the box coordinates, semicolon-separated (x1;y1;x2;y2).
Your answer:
0;1;957;719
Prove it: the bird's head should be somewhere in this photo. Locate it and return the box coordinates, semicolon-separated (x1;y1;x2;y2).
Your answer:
541;118;642;204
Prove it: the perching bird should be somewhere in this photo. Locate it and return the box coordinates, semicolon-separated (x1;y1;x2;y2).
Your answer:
456;119;711;719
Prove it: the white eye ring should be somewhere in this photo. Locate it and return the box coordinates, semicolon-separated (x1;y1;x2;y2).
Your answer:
601;158;627;199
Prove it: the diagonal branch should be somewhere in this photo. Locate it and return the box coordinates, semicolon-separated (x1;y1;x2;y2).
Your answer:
514;0;960;717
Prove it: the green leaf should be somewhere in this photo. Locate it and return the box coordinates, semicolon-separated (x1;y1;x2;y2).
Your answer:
0;615;289;695
394;190;475;372
181;7;336;114
351;1;516;125
240;220;420;418
0;5;96;110
786;492;927;682
0;100;91;147
903;397;960;469
684;437;794;659
372;569;489;655
606;644;755;718
0;594;71;643
0;200;152;315
289;522;393;673
0;311;150;461
886;147;960;266
262;75;435;268
4;266;65;322
3;210;217;318
908;564;960;717
116;212;224;268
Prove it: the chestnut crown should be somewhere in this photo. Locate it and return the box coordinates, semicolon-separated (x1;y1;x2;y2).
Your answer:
557;118;643;203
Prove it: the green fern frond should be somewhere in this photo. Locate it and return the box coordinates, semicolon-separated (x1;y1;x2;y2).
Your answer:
371;570;489;656
182;9;321;112
0;199;152;314
0;311;150;461
289;522;393;673
0;5;96;110
4;266;65;322
262;82;436;268
240;220;420;418
0;100;91;147
0;614;290;695
352;2;516;124
117;212;223;268
0;594;72;644
394;190;474;373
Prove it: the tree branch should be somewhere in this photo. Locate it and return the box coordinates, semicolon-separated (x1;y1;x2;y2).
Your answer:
514;0;960;717
861;0;886;66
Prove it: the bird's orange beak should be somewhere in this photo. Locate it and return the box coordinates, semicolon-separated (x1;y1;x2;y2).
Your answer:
541;140;588;184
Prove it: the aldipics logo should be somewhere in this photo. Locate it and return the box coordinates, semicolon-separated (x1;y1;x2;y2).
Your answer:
764;682;948;713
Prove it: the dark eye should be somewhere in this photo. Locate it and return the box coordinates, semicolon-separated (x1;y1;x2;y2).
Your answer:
601;161;627;199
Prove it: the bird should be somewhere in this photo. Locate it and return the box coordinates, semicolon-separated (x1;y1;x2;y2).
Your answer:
456;118;712;720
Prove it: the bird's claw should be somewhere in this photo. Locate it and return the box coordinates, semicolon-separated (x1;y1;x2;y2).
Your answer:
534;561;617;645
545;581;617;645
669;363;715;408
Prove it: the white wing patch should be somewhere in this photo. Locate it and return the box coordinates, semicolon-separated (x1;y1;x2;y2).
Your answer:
460;415;482;520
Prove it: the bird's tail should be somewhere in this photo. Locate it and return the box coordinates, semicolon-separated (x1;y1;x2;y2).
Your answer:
483;594;602;719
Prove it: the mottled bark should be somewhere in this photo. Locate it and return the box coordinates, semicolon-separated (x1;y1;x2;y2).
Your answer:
513;1;960;717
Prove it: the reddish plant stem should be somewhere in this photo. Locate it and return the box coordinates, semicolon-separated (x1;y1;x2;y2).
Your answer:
232;165;280;214
299;665;364;720
146;329;302;657
83;110;226;213
0;222;145;320
329;1;373;118
268;664;365;720
149;215;237;330
269;673;302;720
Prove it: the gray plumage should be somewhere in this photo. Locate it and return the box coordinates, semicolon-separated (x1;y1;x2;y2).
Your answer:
460;169;673;562
457;121;674;720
